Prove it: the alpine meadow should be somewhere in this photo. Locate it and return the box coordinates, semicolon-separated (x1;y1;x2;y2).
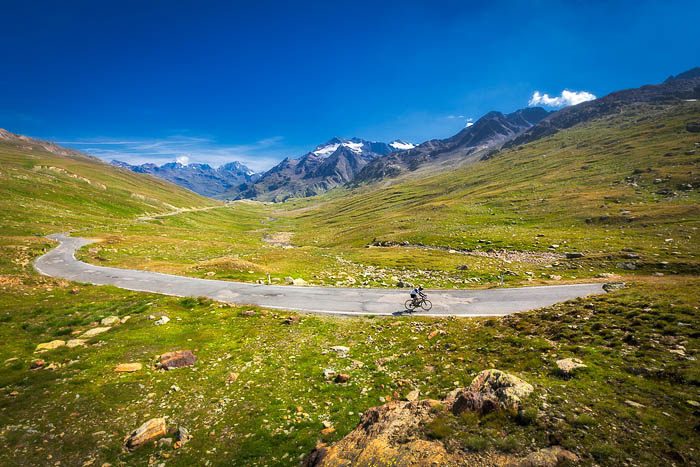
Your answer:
1;2;699;466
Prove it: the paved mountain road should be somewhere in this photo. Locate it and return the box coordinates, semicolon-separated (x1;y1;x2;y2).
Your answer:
35;233;605;317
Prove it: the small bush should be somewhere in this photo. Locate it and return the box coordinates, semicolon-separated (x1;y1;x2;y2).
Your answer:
425;416;453;440
516;407;538;426
494;436;518;453
464;436;489;452
177;297;198;309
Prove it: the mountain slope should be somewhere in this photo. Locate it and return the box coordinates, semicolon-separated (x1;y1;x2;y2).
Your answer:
0;128;217;235
353;107;550;184
111;160;259;198
227;137;406;201
506;71;700;148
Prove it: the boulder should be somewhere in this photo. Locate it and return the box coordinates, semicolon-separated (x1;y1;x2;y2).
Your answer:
35;340;65;352
100;316;120;326
603;282;627;292
115;363;142;373
30;359;46;369
565;252;584;259
556;358;587;375
81;327;111;338
456;265;469;271
446;369;534;414
125;418;166;450
174;426;191;447
154;316;170;326
283;316;300;325
304;399;459;467
66;339;86;348
160;350;197;370
519;446;580;467
617;262;637;270
293;278;308;286
334;373;350;384
284;276;295;285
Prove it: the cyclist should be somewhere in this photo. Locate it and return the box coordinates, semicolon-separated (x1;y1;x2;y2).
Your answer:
410;285;426;306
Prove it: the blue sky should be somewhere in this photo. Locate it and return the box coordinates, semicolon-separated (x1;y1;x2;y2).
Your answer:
1;0;698;171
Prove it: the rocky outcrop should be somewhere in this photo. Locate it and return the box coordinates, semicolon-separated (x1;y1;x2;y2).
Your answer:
306;369;549;467
445;369;534;415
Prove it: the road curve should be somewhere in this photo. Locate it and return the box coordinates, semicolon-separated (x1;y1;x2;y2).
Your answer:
35;233;605;317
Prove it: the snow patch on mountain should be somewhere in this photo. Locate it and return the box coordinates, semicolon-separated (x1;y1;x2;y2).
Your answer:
390;140;415;150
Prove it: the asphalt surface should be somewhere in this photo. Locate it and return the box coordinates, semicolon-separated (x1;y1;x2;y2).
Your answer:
35;233;605;317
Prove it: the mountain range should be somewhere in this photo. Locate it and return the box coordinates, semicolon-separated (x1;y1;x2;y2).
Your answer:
109;68;700;201
111;160;259;198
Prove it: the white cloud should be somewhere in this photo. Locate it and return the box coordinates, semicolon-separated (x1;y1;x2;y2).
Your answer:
528;89;596;108
447;114;465;119
176;155;190;165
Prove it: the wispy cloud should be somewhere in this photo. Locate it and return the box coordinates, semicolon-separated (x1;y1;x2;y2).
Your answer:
447;114;465;119
59;135;291;172
528;89;596;108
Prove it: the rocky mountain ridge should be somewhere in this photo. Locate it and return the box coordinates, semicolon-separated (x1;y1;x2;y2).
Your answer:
111;160;259;198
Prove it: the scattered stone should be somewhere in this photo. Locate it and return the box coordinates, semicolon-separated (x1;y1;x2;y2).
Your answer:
174;426;190;447
158;437;173;448
35;340;65;352
549;275;562;281
125;418;166;451
329;346;350;358
321;427;335;435
603;282;627;292
283;316;300;325
30;359;46;369
519;446;580;467
669;348;686;357
686;121;700;132
293;278;308;286
66;339;87;348
623;253;641;259
652;272;665;277
406;390;420;402
160;350;197;370
322;420;333;429
625;400;645;408
100;316;120;326
595;272;616;279
120;316;131;324
226;372;239;384
154;316;170;326
617;262;637;270
69;287;80;295
334;374;350;384
447;369;534;415
81;327;111;338
556;358;587;375
240;310;256;317
114;363;142;373
455;265;469;271
4;357;19;364
687;400;700;408
323;369;336;379
351;360;364;369
284;276;295;284
549;244;559;249
565;252;584;259
9;391;19;396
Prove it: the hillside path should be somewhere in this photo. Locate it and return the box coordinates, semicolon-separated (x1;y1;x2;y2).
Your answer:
35;233;604;317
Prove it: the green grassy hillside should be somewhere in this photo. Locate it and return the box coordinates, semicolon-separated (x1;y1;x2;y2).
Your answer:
78;101;699;289
0;132;218;236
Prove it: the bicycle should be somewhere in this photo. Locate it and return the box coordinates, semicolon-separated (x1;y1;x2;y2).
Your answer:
405;295;432;312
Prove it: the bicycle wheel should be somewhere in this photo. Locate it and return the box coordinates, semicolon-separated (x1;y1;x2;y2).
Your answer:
405;299;416;311
420;299;432;311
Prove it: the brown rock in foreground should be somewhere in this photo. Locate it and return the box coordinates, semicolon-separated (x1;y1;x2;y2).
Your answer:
306;369;557;467
115;363;142;373
125;418;166;450
160;350;197;370
445;369;534;415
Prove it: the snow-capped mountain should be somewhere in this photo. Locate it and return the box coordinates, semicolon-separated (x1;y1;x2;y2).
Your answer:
225;137;413;201
111;160;259;198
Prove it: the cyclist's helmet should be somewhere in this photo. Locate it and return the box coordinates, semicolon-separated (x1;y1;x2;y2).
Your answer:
419;285;423;290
